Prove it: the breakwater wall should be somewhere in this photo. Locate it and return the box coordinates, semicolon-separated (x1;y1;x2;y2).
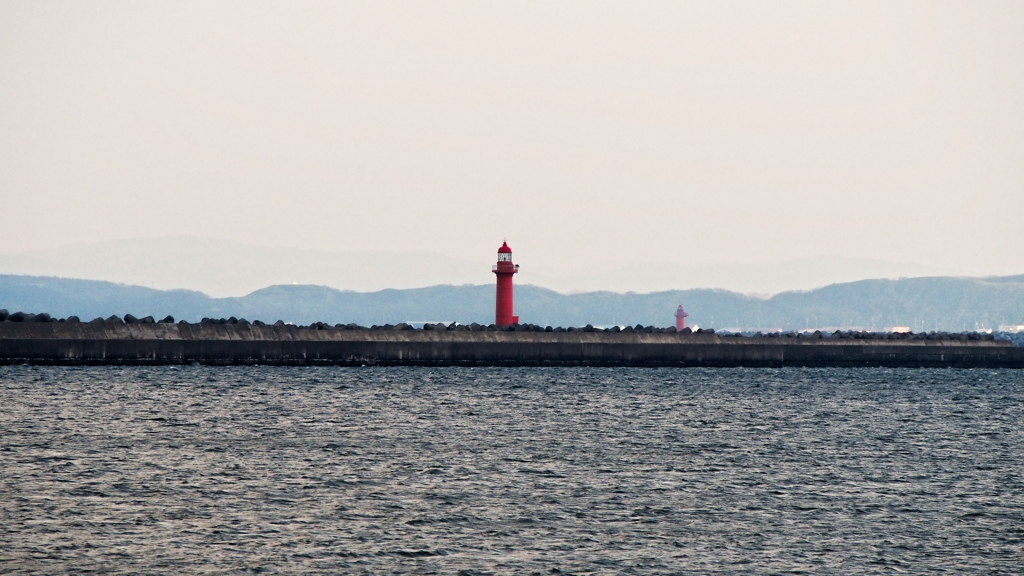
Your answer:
1;323;1022;368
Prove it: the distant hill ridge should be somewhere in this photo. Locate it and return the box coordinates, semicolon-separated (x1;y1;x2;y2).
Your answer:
1;274;1023;332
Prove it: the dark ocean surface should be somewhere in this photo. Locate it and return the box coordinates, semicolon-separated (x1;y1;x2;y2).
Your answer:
1;367;1022;574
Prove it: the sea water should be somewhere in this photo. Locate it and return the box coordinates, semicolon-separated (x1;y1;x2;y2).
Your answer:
1;366;1022;574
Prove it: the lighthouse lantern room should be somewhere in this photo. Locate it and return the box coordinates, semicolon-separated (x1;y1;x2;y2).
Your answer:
492;241;519;326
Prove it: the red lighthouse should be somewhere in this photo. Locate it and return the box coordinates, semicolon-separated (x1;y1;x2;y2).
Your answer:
675;305;689;331
492;241;519;326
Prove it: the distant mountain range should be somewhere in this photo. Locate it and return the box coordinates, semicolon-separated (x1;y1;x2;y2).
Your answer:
2;274;1023;332
0;237;965;297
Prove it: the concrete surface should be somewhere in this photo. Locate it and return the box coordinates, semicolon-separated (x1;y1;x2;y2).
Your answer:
1;323;1021;368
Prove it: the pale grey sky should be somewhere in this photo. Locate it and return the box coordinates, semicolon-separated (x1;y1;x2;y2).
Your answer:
1;1;1022;287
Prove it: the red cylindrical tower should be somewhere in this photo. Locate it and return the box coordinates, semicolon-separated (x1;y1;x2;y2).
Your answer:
675;305;689;331
492;241;519;326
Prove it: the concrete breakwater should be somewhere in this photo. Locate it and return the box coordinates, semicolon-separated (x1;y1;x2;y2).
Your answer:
1;321;1021;368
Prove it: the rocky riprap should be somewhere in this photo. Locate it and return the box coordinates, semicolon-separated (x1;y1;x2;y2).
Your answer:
0;309;1012;343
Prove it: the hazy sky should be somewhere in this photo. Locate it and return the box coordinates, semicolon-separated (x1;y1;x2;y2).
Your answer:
1;1;1022;279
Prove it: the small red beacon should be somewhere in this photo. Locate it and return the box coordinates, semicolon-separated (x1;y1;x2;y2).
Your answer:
675;305;689;331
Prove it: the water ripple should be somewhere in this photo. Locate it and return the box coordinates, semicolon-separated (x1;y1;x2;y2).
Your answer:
1;366;1022;574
